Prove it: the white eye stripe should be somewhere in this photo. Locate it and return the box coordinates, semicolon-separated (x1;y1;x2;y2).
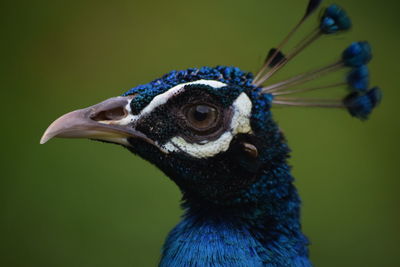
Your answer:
138;80;226;118
162;93;253;158
117;80;228;125
109;80;226;127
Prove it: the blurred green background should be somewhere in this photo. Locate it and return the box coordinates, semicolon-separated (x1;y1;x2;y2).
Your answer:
1;0;399;266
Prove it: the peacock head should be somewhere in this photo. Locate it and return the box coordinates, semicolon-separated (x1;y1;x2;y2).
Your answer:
40;1;381;206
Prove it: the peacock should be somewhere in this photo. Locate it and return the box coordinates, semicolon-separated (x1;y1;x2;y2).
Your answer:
40;1;381;266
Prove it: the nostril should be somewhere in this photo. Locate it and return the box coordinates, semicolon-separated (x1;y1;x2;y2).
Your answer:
91;107;127;121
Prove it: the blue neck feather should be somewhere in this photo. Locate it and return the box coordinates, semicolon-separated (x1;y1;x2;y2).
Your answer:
160;163;311;266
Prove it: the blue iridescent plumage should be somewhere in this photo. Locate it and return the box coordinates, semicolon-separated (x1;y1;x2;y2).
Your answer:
343;42;373;67
343;87;382;120
320;4;352;34
347;65;370;92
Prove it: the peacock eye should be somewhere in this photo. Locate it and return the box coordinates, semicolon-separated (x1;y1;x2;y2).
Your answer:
184;104;218;131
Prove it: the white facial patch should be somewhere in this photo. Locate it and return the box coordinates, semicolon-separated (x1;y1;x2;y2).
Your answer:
162;92;253;158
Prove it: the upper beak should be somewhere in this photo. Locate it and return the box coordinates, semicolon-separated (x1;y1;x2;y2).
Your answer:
40;95;153;146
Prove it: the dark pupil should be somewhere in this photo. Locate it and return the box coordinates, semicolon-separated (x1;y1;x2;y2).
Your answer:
193;105;210;121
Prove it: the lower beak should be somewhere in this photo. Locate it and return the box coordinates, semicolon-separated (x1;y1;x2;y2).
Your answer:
40;96;153;146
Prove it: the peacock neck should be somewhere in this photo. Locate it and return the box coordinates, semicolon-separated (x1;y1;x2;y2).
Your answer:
160;164;312;266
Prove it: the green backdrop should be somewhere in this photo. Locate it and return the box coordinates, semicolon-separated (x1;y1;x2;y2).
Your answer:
1;0;399;266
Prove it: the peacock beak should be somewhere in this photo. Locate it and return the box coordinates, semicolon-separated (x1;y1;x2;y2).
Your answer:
40;95;154;146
